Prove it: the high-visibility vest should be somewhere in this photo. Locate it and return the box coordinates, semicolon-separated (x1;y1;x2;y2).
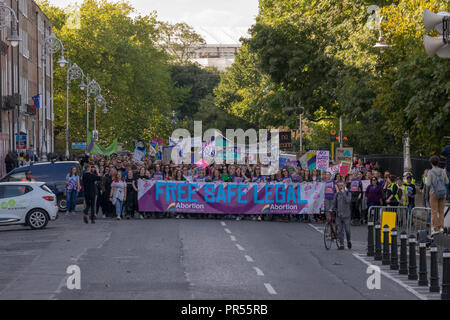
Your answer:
400;184;408;206
21;178;35;182
403;178;416;185
389;183;400;203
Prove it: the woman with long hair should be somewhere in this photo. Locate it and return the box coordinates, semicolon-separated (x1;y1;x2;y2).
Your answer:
110;171;127;220
65;166;81;216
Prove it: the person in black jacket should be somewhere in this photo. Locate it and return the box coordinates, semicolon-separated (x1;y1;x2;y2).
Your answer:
5;152;16;173
82;165;102;224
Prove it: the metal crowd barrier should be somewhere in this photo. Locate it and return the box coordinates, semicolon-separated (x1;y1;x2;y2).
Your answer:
409;207;432;236
367;206;410;234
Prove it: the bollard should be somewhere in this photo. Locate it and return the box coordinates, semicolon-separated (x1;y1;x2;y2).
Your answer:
418;242;428;286
367;221;374;257
429;244;440;293
442;249;450;300
408;235;418;281
390;228;399;270
399;232;408;275
382;225;390;265
374;224;382;261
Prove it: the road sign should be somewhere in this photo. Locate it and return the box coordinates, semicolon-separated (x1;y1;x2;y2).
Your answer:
330;129;337;135
72;142;87;150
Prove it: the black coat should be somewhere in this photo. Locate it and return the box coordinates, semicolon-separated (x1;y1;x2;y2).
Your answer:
82;172;101;197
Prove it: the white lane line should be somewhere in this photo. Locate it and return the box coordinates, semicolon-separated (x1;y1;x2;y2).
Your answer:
230;235;237;242
224;228;232;234
253;267;264;276
221;222;226;226
264;283;277;295
308;223;324;234
352;253;427;300
245;255;254;262
235;244;245;251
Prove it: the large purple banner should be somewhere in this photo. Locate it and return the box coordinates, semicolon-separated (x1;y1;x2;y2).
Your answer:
138;180;325;215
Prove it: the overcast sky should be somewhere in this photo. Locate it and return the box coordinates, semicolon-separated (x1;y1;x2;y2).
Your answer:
48;0;260;28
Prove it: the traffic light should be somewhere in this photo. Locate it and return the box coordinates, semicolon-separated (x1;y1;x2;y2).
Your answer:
423;9;450;58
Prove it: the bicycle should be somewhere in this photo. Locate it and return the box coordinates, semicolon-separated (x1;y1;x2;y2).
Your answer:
323;210;339;250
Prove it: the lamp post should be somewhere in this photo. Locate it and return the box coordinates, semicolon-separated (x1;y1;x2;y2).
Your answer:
171;110;176;131
65;62;85;159
41;32;67;161
284;99;304;152
79;74;100;149
0;1;21;154
94;90;106;135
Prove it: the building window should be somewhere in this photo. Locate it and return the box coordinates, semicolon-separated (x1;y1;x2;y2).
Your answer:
20;76;28;112
19;0;28;18
20;29;29;59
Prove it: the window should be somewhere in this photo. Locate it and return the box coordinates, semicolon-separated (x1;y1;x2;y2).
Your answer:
21;77;28;110
4;172;26;182
20;29;29;59
0;185;32;199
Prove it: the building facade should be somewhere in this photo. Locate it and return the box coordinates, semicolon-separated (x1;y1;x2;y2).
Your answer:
0;0;54;176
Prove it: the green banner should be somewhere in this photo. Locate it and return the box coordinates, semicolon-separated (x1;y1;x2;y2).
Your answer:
87;132;118;156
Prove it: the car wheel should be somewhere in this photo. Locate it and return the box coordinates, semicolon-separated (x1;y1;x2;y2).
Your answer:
26;209;49;230
58;197;67;212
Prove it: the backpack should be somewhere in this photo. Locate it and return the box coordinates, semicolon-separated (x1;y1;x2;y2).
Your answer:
430;169;447;200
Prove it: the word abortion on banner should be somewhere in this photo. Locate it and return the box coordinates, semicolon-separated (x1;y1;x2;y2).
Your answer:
138;180;325;215
316;151;329;171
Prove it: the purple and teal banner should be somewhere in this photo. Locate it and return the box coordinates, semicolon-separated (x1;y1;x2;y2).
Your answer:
138;181;325;215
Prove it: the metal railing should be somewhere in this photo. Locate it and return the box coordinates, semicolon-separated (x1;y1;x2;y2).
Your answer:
409;207;432;236
367;205;410;234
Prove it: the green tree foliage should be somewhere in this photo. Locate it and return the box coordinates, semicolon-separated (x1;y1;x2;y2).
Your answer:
215;0;450;156
38;0;177;151
170;64;221;120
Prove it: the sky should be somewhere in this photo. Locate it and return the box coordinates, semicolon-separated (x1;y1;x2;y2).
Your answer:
48;0;260;28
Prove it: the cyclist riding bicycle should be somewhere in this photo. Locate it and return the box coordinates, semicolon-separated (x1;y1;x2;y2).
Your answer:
331;181;352;250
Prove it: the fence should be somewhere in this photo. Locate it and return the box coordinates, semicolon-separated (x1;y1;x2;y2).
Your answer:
409;207;432;236
367;205;410;234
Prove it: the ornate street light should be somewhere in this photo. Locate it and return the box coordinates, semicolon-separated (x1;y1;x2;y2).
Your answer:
0;1;21;47
65;62;85;159
41;32;66;161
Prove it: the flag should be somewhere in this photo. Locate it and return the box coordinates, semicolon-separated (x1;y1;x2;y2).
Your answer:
195;158;210;169
32;94;41;109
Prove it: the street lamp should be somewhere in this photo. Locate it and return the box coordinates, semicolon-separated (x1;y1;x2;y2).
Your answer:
81;74;101;147
0;1;21;48
65;62;85;159
94;91;106;134
284;99;304;152
171;110;176;131
41;32;67;161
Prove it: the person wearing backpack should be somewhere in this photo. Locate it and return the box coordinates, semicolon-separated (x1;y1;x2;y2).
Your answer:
426;155;449;236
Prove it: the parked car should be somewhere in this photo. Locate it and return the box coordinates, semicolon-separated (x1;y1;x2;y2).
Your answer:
0;161;84;212
0;182;58;229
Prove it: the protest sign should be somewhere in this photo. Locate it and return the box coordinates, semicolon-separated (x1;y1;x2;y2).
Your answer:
316;151;329;171
138;180;325;215
336;147;353;164
307;152;317;170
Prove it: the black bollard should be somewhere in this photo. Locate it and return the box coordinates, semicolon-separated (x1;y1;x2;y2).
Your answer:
429;244;440;293
374;224;382;261
399;232;408;275
390;228;399;270
382;225;390;265
408;235;418;281
367;221;374;257
418;242;428;286
442;249;450;300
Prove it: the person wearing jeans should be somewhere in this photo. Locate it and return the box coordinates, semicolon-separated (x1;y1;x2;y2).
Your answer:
65;166;80;215
110;171;127;220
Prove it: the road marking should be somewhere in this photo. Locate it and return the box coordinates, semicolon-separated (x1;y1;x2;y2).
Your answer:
245;255;254;262
224;228;232;234
236;244;245;251
352;253;428;300
221;222;226;226
230;235;237;242
253;267;264;276
264;283;277;295
308;223;324;234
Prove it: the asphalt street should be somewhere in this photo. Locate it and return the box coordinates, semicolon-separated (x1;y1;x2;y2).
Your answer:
0;212;424;300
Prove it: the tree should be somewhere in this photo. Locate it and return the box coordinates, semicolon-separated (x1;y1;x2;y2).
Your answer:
38;0;179;151
157;22;205;64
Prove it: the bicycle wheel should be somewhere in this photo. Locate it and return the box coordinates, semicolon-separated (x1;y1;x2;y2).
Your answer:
324;221;333;250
